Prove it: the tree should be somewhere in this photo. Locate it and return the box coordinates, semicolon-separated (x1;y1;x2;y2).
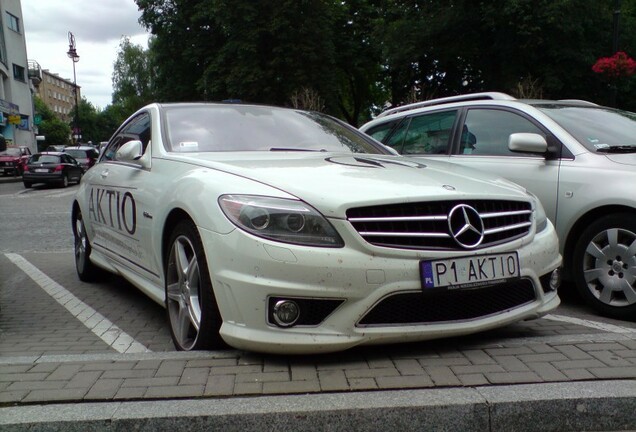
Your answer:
112;36;157;115
33;96;71;150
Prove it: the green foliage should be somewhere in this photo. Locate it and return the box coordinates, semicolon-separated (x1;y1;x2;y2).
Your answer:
124;0;636;123
112;37;156;114
33;96;71;150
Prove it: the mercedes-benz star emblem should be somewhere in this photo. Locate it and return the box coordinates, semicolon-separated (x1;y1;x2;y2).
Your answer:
448;204;485;249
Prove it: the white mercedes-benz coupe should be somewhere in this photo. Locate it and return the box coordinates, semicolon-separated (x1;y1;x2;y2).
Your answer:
72;103;561;354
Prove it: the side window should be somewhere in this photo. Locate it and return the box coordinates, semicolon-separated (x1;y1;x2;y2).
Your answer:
402;110;457;155
101;113;151;162
462;109;545;156
383;119;410;153
365;120;400;143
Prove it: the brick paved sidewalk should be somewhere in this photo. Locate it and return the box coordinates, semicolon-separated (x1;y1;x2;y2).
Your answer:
2;330;635;406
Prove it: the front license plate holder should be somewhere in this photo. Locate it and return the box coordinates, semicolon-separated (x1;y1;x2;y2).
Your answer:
420;252;520;290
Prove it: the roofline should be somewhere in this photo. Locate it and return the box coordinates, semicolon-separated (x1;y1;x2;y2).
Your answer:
376;92;517;118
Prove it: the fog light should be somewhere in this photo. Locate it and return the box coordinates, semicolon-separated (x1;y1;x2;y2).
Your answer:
273;300;300;327
550;268;561;291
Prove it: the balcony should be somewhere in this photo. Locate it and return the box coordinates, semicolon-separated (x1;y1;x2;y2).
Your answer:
27;60;42;86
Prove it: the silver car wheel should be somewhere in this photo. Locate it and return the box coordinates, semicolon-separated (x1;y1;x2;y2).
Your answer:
583;227;636;308
74;216;88;271
166;235;203;350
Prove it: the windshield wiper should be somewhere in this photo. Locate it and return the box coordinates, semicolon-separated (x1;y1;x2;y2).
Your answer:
269;147;327;152
596;145;636;154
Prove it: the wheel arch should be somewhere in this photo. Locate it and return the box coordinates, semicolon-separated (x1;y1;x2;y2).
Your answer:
161;208;196;269
563;204;636;279
71;200;81;232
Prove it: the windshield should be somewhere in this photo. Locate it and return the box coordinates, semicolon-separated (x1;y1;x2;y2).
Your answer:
30;154;61;164
0;148;20;157
163;105;386;154
535;104;636;152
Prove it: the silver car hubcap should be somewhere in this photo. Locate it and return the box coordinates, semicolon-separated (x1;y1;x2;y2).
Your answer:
75;217;87;269
583;228;636;307
166;235;202;350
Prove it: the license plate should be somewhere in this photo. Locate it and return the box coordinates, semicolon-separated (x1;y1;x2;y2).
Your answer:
421;252;519;289
35;168;48;173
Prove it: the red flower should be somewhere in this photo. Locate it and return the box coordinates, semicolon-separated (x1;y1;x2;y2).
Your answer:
592;51;636;79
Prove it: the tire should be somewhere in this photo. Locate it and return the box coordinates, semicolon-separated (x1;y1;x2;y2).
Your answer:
573;213;636;320
165;220;224;351
73;209;101;282
61;174;69;188
23;182;32;188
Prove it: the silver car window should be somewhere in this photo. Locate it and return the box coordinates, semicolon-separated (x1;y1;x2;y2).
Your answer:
462;109;544;156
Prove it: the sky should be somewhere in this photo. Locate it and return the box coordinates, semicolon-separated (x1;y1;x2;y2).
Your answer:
21;0;150;109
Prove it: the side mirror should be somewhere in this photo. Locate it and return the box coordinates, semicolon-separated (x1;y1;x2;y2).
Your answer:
508;133;548;154
116;140;144;162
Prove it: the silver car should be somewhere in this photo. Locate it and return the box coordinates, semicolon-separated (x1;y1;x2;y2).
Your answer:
361;92;636;320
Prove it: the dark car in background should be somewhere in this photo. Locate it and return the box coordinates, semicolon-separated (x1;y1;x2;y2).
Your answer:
23;152;84;188
0;146;32;176
63;146;99;171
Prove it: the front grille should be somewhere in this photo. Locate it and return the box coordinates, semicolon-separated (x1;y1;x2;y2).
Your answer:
358;279;536;326
347;200;532;250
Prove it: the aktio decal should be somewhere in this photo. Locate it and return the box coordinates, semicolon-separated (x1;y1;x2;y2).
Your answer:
88;188;137;235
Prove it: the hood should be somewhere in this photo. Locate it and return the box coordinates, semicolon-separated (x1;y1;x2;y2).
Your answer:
170;152;531;217
0;155;18;161
604;153;636;166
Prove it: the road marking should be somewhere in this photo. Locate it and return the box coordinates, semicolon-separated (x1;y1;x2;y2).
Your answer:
544;314;635;334
5;253;151;354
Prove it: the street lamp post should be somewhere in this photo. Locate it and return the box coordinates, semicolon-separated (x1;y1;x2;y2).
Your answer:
66;31;80;144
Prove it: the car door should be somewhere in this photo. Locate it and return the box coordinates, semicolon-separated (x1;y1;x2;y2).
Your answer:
84;112;160;282
61;154;82;182
445;107;562;223
379;107;562;224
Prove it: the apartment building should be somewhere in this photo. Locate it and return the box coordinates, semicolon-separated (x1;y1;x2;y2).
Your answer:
34;69;81;124
0;0;35;150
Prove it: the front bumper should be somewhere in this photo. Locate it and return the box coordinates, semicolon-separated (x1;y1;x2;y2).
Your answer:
200;220;561;354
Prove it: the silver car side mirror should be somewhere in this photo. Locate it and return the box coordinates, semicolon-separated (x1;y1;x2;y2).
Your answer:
508;133;548;154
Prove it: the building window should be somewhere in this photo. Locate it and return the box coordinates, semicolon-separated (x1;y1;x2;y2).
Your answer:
6;13;20;33
13;64;25;82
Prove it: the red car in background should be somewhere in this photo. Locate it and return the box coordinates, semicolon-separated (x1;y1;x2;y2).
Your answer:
0;146;32;176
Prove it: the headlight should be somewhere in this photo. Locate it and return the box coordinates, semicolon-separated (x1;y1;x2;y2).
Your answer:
218;195;344;247
528;192;548;232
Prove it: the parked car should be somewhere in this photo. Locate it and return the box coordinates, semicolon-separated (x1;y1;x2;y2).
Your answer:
64;145;99;171
360;92;636;320
72;102;561;354
0;146;31;176
45;145;66;152
23;152;84;188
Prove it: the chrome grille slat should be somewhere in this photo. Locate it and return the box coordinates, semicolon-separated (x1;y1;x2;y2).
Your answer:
358;231;451;238
484;221;532;235
346;200;533;251
349;215;447;223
